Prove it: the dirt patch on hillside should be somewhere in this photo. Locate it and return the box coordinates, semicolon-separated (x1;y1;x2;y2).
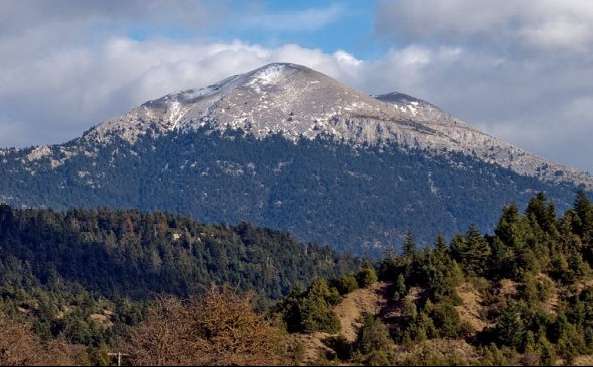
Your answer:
394;339;478;365
293;332;334;364
498;278;518;297
333;281;390;342
456;282;489;332
573;355;593;366
537;273;559;315
298;281;391;363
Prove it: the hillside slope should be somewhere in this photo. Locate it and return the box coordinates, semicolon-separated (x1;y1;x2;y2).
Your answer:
0;204;357;299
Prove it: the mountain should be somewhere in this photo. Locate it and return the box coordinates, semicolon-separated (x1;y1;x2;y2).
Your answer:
0;63;591;253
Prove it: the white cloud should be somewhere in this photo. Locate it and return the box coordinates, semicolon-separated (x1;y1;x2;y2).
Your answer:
0;0;226;37
376;0;593;53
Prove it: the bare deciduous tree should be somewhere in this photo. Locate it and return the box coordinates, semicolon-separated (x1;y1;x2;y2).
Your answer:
125;287;289;366
0;313;83;366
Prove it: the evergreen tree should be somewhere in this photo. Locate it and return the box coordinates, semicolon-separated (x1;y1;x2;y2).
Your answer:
495;203;528;250
393;274;407;301
574;191;593;242
355;315;393;356
434;234;448;258
451;225;491;276
357;263;378;288
402;232;417;259
525;192;557;235
464;225;491;275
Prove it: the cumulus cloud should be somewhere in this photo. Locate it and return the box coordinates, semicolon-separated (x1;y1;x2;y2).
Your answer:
0;0;226;37
376;0;593;53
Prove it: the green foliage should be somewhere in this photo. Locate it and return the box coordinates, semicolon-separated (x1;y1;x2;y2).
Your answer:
381;234;462;305
402;232;417;259
429;303;469;338
353;315;394;365
356;264;378;288
325;335;353;361
451;225;491;276
332;273;359;295
393;274;407;301
574;191;593;242
373;192;593;364
276;279;341;334
355;315;393;355
3;188;593;365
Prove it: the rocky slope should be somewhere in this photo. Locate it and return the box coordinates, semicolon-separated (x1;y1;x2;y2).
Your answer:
79;63;592;189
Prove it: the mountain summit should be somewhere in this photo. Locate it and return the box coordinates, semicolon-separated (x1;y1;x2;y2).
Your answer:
85;63;592;188
1;63;591;253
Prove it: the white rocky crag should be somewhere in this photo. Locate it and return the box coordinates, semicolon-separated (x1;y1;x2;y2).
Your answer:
80;63;592;189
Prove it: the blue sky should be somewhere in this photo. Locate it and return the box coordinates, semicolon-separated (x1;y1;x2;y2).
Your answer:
1;0;593;172
127;1;384;58
218;1;382;58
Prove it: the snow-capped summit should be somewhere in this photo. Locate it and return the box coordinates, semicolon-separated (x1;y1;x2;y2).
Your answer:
82;63;592;189
87;62;400;143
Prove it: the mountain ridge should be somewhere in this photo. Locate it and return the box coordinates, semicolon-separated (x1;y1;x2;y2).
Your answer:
63;63;593;189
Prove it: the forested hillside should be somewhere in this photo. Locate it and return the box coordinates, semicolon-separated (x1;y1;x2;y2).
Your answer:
0;205;357;363
1;130;587;255
0;205;357;300
274;191;593;365
2;191;593;365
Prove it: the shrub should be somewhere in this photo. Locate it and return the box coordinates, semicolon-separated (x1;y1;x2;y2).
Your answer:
430;303;465;338
357;264;378;288
355;315;393;355
393;273;407;301
277;279;341;334
325;335;353;360
333;273;359;295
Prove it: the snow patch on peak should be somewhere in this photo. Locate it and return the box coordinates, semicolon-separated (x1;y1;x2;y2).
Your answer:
247;64;287;86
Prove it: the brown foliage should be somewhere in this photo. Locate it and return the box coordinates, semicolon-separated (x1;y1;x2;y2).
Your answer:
125;287;290;366
0;313;83;366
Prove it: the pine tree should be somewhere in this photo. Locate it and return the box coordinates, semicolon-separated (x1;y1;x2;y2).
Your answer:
393;274;407;301
434;234;448;258
355;315;393;356
495;203;530;250
574;191;593;242
402;232;417;259
526;192;557;235
357;263;378;288
451;225;491;276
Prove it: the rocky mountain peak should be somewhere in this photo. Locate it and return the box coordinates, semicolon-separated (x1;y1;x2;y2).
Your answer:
79;63;592;189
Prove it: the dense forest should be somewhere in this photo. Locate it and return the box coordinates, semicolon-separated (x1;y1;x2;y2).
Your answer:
2;191;593;365
0;205;357;300
0;205;357;363
1;129;586;255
